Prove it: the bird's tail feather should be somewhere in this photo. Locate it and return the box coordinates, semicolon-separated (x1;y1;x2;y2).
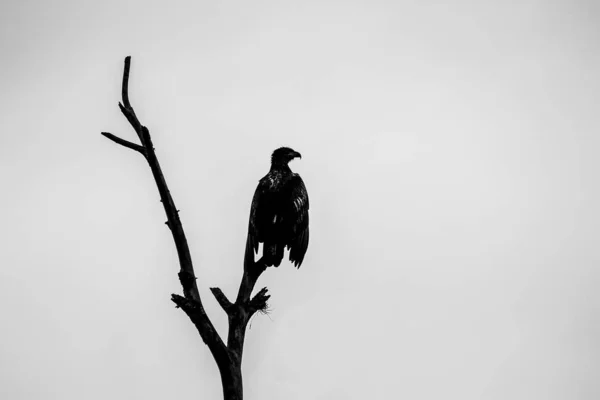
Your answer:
264;243;284;267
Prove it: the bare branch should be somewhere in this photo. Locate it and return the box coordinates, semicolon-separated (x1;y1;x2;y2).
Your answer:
105;56;225;359
225;257;271;361
171;294;229;362
118;102;142;139
101;132;146;155
117;56;144;144
103;56;283;399
235;258;267;304
248;287;270;315
211;287;234;313
140;126;152;147
121;56;132;109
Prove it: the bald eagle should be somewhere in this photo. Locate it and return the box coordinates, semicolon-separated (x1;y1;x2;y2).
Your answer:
245;147;309;268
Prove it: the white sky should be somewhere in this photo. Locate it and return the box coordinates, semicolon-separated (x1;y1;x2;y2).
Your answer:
1;0;599;399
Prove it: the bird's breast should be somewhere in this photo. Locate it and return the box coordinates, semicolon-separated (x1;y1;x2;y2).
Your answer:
266;171;286;191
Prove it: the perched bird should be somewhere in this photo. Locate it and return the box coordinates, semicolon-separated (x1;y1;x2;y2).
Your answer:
245;147;310;268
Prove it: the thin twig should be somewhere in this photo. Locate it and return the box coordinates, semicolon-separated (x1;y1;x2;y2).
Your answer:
100;132;146;155
210;287;234;313
122;56;132;109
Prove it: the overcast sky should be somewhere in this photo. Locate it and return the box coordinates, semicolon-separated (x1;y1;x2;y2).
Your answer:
1;0;599;399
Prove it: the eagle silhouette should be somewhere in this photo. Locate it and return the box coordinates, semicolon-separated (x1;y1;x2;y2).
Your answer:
245;147;310;268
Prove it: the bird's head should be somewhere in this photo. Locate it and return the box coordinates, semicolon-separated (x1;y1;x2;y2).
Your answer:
271;146;302;167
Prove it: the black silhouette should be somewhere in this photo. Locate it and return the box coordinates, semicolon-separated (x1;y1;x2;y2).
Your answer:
101;57;309;400
246;147;310;268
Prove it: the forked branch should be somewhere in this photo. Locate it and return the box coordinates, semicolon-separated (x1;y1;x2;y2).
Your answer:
101;56;226;363
102;56;274;400
100;131;146;154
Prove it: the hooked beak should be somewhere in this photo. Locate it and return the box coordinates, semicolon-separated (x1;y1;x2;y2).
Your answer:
293;151;302;159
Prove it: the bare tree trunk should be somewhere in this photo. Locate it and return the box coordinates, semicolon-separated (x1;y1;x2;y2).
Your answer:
219;361;243;400
101;56;271;400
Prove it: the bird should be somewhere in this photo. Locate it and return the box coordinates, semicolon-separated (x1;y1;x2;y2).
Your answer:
245;147;310;269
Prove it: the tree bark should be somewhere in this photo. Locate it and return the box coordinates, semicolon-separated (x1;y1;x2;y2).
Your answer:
219;361;243;400
102;56;272;400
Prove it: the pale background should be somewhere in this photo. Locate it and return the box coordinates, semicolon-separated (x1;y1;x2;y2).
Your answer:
1;1;599;399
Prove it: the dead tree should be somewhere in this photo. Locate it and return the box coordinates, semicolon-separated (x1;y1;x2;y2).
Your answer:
101;56;270;400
